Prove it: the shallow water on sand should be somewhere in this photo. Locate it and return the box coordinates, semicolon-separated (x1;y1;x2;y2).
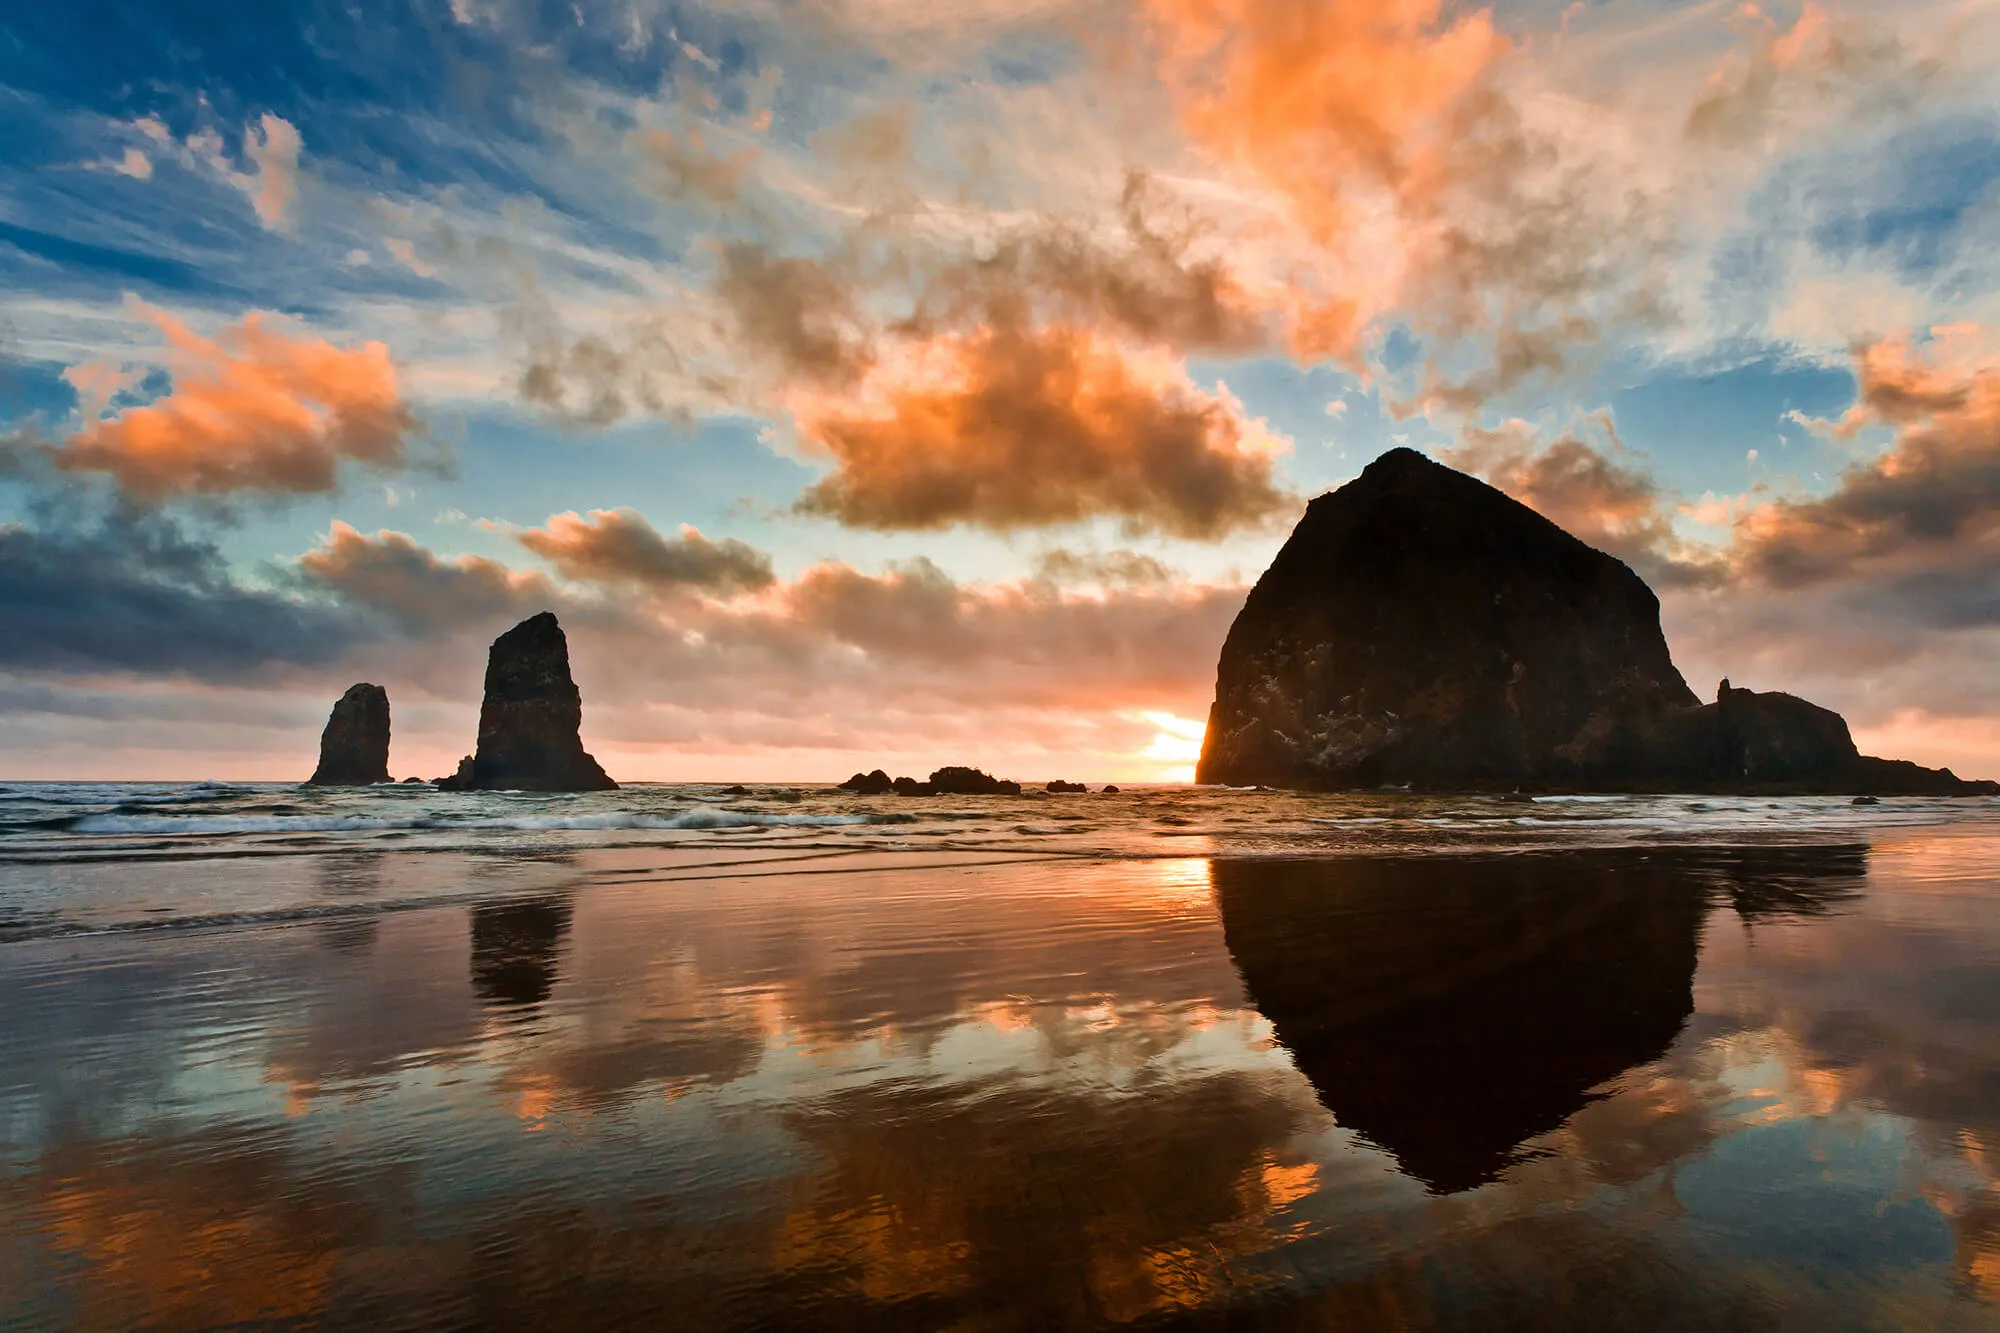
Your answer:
5;785;2000;1328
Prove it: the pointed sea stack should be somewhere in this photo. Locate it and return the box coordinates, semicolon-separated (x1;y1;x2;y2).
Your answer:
437;612;617;791
308;683;391;786
1198;448;1996;794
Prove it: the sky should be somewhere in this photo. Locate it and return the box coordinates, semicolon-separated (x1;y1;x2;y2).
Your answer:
3;0;1999;783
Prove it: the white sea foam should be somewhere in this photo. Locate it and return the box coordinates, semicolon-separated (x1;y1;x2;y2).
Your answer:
65;810;872;836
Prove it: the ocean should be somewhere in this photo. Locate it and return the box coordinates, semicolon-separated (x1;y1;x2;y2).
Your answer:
4;782;2000;1328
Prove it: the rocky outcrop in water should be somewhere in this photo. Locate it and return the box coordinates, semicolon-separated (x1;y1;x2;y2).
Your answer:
927;767;1022;796
839;766;1022;796
436;612;617;792
1046;780;1088;793
308;683;391;786
1198;448;1996;795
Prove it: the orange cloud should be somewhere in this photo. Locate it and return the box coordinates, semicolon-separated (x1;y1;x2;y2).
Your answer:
1736;326;2000;585
55;305;416;500
791;321;1294;538
517;509;775;594
1144;0;1505;243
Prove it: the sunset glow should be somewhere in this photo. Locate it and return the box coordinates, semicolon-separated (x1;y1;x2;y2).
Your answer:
1;0;1997;786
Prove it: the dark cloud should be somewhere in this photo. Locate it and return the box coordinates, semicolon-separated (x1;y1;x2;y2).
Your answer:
1440;416;1725;589
0;510;362;678
1030;547;1179;589
516;509;775;595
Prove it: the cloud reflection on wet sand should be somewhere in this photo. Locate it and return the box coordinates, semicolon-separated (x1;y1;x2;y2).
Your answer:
5;837;2000;1328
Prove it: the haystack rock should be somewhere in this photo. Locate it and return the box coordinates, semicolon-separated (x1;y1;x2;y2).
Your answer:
1198;447;1996;795
308;683;391;786
437;612;617;792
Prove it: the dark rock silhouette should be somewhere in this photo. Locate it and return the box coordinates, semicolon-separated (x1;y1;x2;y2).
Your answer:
470;897;572;1007
1101;785;1120;794
436;612;616;792
929;767;1022;796
1199;448;1996;794
307;683;391;786
1046;780;1088;793
856;767;1024;796
1213;845;1868;1193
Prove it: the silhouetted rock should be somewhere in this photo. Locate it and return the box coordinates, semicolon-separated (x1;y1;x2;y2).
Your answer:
721;784;750;796
1101;785;1120;794
436;613;616;792
929;766;1022;796
308;683;391;786
1199;448;1997;794
1854;795;1881;806
1214;846;1868;1193
840;769;894;795
400;776;424;784
891;776;932;796
1046;780;1088;793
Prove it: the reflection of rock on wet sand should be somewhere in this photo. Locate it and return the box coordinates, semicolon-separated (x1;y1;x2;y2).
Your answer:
470;898;572;1007
1213;846;1868;1195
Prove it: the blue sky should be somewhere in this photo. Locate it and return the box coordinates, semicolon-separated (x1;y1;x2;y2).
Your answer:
4;0;2000;780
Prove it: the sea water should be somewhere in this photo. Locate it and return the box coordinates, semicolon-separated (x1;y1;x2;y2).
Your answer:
3;782;2000;1328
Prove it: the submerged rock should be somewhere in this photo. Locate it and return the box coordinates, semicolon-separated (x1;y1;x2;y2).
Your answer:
1198;448;1996;795
308;683;391;786
436;612;617;792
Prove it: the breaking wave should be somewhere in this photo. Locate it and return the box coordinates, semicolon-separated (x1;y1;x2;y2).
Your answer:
64;810;874;836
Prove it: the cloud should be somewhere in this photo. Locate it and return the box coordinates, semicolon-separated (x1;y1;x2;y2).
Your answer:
235;114;303;231
87;147;153;179
53;304;419;500
715;243;874;386
790;320;1294;538
1441;415;1725;588
383;238;435;279
1141;0;1505;245
1686;3;1933;148
1030;548;1179;589
0;510;361;678
1734;326;2000;589
516;509;776;595
633;125;756;205
297;521;558;632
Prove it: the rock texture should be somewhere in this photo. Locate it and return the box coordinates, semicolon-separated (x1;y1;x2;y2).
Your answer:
308;683;391;786
1198;448;1997;795
437;612;617;791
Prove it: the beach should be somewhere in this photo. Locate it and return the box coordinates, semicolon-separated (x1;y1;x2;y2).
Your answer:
5;785;2000;1328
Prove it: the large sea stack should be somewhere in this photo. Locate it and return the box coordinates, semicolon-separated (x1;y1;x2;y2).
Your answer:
307;683;391;786
1198;448;1994;794
437;612;617;792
